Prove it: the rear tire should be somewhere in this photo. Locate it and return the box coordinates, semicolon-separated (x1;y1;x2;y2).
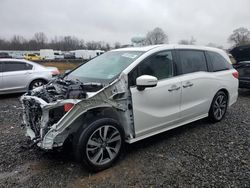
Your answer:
29;79;47;90
208;91;228;122
74;118;124;172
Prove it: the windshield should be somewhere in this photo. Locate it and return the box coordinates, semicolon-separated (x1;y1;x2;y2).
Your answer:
66;51;144;84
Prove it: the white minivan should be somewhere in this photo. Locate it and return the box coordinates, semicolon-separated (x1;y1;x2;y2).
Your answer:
21;45;238;171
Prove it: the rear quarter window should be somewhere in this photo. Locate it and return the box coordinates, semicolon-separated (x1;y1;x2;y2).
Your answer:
26;63;33;70
206;51;232;72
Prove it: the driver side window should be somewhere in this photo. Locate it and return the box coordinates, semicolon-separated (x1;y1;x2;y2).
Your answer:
129;51;174;86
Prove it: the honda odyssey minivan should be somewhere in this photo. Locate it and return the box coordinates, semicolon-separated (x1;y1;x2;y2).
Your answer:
21;45;238;171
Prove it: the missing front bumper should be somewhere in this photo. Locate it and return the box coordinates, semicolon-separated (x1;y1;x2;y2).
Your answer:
21;95;79;149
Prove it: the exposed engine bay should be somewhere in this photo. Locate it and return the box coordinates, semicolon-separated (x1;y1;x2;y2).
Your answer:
21;75;134;149
29;78;103;102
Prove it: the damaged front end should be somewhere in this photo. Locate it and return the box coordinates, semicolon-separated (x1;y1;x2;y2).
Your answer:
20;75;134;149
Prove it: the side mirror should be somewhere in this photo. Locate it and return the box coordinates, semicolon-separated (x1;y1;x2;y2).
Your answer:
136;75;158;91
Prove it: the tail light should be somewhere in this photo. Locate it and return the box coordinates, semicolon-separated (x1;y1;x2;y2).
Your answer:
64;103;74;112
52;70;60;75
232;71;239;79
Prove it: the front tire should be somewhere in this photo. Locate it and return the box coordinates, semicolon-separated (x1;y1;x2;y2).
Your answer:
208;91;228;122
74;118;124;172
29;79;47;90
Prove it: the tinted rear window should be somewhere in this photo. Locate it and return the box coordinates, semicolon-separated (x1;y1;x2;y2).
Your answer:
3;62;33;72
207;51;232;71
179;50;208;74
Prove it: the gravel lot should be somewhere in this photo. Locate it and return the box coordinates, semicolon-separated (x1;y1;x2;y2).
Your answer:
0;90;249;188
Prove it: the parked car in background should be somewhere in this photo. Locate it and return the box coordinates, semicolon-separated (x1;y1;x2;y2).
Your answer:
64;52;76;59
40;49;55;60
24;53;43;61
54;52;64;59
233;61;250;89
230;45;250;63
73;50;104;59
21;45;238;171
0;52;12;58
0;59;59;94
230;44;250;89
228;54;236;64
12;54;25;59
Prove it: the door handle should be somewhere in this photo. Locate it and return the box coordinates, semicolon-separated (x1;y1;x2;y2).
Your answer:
183;82;194;88
168;85;181;92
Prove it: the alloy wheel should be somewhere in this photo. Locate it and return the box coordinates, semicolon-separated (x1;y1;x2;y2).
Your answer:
213;94;227;120
32;81;45;89
86;125;121;166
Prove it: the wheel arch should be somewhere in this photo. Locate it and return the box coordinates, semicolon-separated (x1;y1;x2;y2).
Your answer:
61;106;129;147
208;88;229;122
27;78;49;90
217;88;230;103
75;107;127;133
208;88;229;112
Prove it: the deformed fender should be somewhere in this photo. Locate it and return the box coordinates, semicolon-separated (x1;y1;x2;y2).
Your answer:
40;74;134;149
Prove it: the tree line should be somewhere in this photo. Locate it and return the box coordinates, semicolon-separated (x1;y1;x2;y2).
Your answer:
0;32;113;51
131;27;250;49
0;27;250;51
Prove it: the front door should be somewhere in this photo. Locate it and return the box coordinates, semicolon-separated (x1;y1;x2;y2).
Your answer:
2;61;32;92
129;50;182;137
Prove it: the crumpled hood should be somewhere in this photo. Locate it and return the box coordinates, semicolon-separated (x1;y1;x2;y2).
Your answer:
230;45;250;62
28;78;104;103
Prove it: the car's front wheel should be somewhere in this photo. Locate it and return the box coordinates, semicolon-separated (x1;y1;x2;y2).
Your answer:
74;118;124;171
209;91;228;122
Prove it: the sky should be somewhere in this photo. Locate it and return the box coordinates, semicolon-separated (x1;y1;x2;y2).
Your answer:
0;0;250;48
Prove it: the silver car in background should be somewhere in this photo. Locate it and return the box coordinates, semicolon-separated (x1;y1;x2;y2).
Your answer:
0;59;59;94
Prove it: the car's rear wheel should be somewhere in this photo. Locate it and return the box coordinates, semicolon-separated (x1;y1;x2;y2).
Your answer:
74;118;124;172
209;91;228;122
29;79;47;90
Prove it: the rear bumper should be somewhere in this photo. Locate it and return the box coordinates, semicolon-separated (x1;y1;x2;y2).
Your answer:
239;79;250;89
229;90;238;107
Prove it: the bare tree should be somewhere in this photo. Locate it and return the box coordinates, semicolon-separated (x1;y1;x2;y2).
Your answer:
27;39;38;50
62;36;81;50
114;42;121;49
0;38;9;50
0;33;111;51
85;41;99;50
33;32;48;49
79;39;85;49
228;27;250;47
145;27;168;45
178;37;196;45
105;43;111;51
206;42;223;49
10;35;26;50
178;39;189;45
50;36;61;50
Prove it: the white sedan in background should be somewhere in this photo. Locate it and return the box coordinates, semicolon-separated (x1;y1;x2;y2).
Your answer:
0;59;59;94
